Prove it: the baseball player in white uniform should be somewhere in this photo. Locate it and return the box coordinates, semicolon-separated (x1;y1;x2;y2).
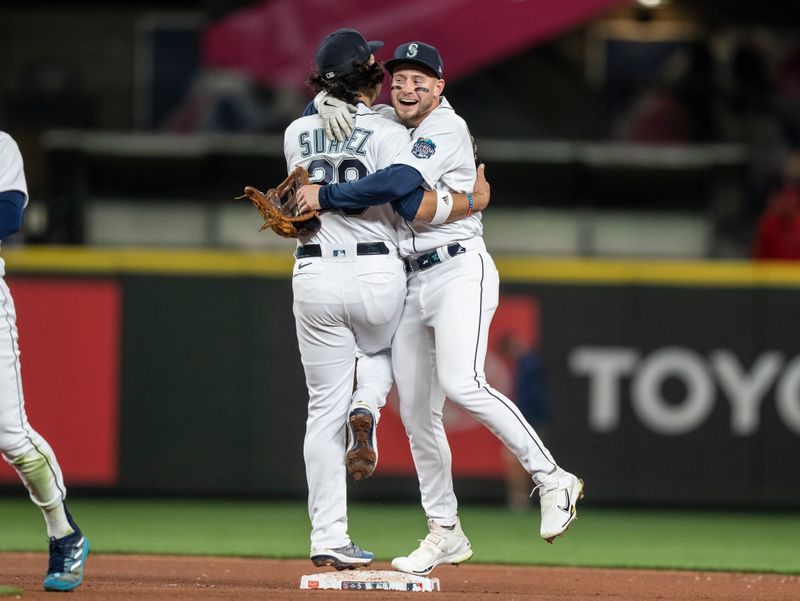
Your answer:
0;131;89;592
285;30;487;571
298;42;584;576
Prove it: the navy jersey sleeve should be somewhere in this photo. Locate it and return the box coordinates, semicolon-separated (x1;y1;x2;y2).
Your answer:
391;188;424;221
302;100;316;116
0;190;25;240
318;164;424;210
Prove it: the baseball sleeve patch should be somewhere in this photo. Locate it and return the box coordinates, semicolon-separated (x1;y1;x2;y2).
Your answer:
411;137;436;159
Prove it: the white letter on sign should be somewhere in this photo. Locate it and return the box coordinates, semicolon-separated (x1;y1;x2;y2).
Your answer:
711;350;783;436
776;355;800;436
632;347;714;435
569;347;638;432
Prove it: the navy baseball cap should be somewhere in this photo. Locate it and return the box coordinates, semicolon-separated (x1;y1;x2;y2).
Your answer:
315;28;383;80
384;42;443;78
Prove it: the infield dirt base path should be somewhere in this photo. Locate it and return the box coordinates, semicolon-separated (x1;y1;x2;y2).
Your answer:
2;553;798;600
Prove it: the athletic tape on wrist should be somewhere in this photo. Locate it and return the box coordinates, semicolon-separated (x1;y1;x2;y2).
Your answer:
430;190;453;225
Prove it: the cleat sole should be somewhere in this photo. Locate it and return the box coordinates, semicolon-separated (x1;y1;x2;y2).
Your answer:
311;556;371;571
346;413;377;480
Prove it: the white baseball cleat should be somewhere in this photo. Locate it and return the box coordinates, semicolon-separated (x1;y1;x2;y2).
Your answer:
391;518;473;576
533;468;584;543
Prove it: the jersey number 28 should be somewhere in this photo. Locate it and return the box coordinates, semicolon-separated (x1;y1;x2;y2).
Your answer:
307;157;368;217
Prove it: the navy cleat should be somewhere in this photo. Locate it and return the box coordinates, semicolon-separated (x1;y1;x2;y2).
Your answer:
43;509;89;592
310;542;374;570
345;407;378;480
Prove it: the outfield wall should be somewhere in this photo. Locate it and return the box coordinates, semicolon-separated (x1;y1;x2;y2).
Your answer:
0;247;799;507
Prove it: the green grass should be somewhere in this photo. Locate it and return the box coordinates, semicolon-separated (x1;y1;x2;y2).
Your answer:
1;496;799;574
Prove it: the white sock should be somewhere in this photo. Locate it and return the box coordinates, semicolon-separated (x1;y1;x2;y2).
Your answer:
42;502;74;539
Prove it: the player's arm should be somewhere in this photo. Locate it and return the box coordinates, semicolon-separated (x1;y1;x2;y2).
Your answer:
296;163;489;222
409;163;489;223
315;164;423;210
0;190;25;240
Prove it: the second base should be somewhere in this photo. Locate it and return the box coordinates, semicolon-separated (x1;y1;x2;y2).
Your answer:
300;570;440;592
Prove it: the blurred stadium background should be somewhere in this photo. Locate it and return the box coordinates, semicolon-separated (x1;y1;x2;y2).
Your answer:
1;0;799;514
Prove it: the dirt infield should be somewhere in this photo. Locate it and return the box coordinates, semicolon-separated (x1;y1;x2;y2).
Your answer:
2;553;799;600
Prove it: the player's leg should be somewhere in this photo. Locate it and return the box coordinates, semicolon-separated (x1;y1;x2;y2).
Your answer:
349;254;405;417
0;279;88;591
392;275;457;524
292;269;372;569
345;255;406;480
391;276;472;574
430;252;583;542
345;349;391;480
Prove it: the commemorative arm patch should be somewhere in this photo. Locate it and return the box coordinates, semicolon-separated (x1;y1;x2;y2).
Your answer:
411;137;436;159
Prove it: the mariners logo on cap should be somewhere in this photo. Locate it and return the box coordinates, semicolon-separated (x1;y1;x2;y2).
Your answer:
411;137;436;159
406;43;419;58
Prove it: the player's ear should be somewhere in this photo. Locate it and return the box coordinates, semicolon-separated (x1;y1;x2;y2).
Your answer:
434;78;445;97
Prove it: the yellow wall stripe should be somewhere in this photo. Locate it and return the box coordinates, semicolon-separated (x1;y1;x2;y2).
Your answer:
3;246;800;287
497;257;800;287
2;246;294;277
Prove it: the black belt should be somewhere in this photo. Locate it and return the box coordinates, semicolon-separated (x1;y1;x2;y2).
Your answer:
404;242;467;273
295;242;390;259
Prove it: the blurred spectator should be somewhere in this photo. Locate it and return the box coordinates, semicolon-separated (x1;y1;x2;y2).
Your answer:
2;59;97;209
497;335;551;512
752;150;800;260
716;36;788;240
728;40;774;116
614;42;721;143
775;44;800;148
4;59;97;129
163;68;305;133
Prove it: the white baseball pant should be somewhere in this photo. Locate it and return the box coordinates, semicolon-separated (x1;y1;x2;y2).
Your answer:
392;238;558;526
0;278;67;512
292;243;405;549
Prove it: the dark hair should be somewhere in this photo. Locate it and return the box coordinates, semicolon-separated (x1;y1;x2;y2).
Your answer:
305;61;384;105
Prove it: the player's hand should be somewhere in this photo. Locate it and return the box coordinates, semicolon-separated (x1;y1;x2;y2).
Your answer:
314;91;357;142
472;163;490;212
297;184;322;213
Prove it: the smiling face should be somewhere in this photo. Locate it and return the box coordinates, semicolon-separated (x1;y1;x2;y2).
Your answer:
390;64;445;128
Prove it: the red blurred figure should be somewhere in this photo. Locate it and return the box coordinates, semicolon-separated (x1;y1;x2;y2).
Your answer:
753;152;800;260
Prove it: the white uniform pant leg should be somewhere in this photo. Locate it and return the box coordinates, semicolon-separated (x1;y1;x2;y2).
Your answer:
0;278;67;510
432;252;558;476
349;255;406;419
352;350;392;418
392;274;457;525
293;253;405;550
294;281;355;550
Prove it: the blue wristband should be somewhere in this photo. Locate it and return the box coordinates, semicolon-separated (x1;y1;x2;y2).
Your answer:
467;192;473;216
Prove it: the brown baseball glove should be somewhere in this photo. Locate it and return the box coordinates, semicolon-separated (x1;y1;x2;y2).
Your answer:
238;166;321;238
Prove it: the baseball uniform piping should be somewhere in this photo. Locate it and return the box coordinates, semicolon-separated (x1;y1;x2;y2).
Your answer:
472;255;557;472
0;281;66;499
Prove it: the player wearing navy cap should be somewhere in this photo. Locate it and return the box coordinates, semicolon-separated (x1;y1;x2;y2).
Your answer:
283;29;487;571
298;40;584;576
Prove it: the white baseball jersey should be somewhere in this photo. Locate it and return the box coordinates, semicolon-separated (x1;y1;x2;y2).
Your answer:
0;133;28;201
284;103;409;248
0;132;28;276
391;97;482;256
